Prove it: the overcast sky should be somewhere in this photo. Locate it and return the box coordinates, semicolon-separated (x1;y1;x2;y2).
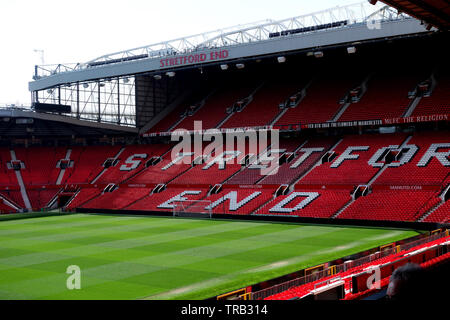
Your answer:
0;0;361;106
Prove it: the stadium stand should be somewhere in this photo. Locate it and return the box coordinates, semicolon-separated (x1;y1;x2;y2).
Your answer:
147;89;213;133
96;144;171;184
66;188;103;210
171;78;259;131
0;199;17;214
27;189;59;210
126;187;209;212
423;201;450;223
0;149;18;186
167;141;263;186
338;70;427;121
2;127;448;224
275;69;363;126
0;192;19;213
257;232;450;300
412;74;450;117
224;138;305;185
205;187;275;215
80;187;152;210
221;79;305;128
373;131;450;186
259;137;337;185
337;189;436;222
61;145;122;184
14;146;66;185
297;133;408;186
170;161;242;186
1;190;25;209
6;3;448;304
128;158;192;185
256;188;352;218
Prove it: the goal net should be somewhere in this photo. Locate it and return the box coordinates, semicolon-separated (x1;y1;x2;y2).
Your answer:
172;200;213;219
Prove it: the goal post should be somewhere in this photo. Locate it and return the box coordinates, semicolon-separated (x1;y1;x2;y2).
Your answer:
172;200;213;219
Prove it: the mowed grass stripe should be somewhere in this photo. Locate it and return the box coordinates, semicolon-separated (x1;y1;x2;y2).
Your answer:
0;218;267;270
0;218;276;298
0;214;419;300
145;229;417;299
0;215;209;247
1;222;336;299
0;214;196;239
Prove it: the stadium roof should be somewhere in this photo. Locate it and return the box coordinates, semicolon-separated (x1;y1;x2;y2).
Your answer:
378;0;450;30
29;1;430;92
0;106;138;136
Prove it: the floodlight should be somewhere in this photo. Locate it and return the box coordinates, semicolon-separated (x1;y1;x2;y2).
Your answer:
220;64;229;71
236;63;245;69
314;51;324;58
277;56;286;63
347;46;357;54
166;71;176;77
154;75;162;80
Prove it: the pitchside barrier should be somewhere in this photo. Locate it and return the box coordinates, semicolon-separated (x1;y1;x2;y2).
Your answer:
244;230;449;300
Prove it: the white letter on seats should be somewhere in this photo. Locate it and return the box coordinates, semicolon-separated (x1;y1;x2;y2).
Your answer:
290;148;324;168
269;192;319;214
417;143;450;167
368;145;399;168
162;152;194;170
205;191;261;211
157;191;202;209
387;144;418;167
202;151;241;170
120;154;147;171
331;146;369;168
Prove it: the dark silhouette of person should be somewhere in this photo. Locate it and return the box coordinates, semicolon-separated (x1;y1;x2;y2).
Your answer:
386;263;428;301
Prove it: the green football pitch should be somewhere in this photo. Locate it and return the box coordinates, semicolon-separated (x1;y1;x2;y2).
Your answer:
0;213;420;300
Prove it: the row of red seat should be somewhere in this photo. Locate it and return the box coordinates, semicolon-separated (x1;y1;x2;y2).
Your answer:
412;75;450;117
75;184;446;224
172;82;258;132
424;201;450;224
338;72;422;121
276;71;362;125
256;188;351;218
337;190;436;222
0;199;16;214
2;132;448;189
263;234;450;300
223;80;304;128
298;133;408;186
15;147;66;186
126;187;209;212
1;131;449;223
145;68;447;134
0;149;19;187
81;187;152;210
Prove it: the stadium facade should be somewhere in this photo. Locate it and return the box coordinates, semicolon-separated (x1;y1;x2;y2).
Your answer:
0;0;449;301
